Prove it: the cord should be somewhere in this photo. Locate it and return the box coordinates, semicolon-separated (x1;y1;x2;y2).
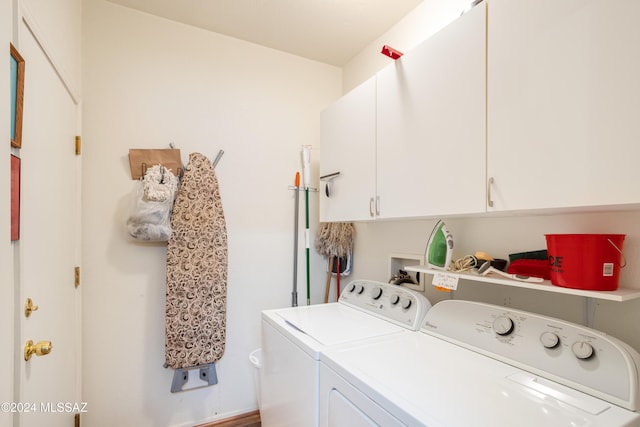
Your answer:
449;255;478;272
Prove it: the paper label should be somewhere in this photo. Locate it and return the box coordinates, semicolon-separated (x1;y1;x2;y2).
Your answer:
432;272;459;291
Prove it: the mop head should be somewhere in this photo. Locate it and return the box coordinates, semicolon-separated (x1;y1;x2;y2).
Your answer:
143;164;179;202
315;222;355;258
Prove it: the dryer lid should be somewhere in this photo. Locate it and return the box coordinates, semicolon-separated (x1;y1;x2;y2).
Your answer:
277;303;405;346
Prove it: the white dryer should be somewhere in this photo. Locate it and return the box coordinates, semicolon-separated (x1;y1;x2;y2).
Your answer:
320;299;640;426
260;280;432;427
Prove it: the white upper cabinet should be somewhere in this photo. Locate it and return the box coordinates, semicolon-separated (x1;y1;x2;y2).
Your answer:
487;0;640;212
321;0;640;221
320;77;377;222
376;3;487;219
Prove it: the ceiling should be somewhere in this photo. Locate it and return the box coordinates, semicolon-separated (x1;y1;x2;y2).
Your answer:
106;0;423;66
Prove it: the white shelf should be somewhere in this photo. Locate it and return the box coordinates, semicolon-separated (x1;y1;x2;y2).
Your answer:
404;266;640;302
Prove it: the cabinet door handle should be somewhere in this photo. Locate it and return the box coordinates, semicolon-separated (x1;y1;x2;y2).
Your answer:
487;177;494;208
369;197;375;217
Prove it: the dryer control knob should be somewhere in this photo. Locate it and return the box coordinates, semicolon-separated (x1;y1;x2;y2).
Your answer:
492;316;514;336
348;283;356;293
572;341;594;360
357;284;365;295
540;332;560;348
402;298;412;310
391;295;400;305
372;288;383;300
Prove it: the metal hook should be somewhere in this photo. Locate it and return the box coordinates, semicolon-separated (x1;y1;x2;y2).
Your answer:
212;150;224;169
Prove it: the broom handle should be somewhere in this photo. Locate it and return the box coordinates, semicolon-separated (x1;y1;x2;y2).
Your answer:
302;145;312;305
324;257;334;303
292;172;300;307
336;257;341;299
305;187;310;305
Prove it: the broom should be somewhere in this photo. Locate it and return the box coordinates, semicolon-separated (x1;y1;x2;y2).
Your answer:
315;222;355;303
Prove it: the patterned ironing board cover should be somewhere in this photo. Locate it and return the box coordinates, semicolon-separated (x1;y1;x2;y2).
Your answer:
165;152;228;369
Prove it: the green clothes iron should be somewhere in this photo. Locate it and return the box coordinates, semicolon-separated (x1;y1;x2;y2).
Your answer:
425;220;454;270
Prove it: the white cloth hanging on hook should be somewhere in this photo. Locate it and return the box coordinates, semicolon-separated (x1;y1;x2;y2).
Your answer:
127;164;179;242
143;164;179;202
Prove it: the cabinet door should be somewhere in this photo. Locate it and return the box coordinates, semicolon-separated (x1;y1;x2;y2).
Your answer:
488;0;640;212
320;77;376;222
376;3;487;220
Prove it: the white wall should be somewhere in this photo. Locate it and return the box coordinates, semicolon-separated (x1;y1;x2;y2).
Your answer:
342;0;640;353
81;1;341;426
342;0;471;92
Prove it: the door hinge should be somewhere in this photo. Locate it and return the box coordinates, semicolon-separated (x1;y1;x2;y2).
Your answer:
74;266;80;288
75;136;81;155
74;413;80;427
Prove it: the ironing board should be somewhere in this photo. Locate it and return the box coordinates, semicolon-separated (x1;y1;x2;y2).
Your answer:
165;152;228;375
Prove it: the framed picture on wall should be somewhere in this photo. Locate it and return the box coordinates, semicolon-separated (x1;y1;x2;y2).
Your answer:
11;155;20;241
10;43;25;149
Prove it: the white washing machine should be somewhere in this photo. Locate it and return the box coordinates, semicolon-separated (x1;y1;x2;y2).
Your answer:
319;299;640;426
260;279;432;427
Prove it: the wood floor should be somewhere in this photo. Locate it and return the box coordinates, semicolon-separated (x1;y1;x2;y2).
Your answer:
194;410;261;427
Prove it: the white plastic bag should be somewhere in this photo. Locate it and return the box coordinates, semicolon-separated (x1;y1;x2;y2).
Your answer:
127;165;179;241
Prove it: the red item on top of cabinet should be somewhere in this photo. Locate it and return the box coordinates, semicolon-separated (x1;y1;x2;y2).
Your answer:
381;45;403;60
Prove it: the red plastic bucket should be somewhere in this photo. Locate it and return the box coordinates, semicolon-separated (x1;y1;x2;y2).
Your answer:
545;234;626;291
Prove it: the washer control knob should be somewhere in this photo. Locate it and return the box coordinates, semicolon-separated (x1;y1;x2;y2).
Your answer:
492;316;515;336
401;298;412;310
572;341;594;360
357;284;365;295
348;283;356;293
372;287;383;300
540;332;560;349
391;295;400;305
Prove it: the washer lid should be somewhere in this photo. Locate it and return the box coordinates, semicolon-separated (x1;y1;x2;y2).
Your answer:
321;332;640;427
277;303;405;347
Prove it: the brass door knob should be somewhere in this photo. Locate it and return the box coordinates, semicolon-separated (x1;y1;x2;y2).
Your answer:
24;340;53;361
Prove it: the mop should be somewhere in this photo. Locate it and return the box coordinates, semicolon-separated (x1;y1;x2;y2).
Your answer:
315;222;355;303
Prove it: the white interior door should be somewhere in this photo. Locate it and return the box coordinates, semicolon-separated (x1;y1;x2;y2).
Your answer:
15;21;81;427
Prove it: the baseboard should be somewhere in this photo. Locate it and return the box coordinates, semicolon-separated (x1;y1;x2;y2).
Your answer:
194;410;261;427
